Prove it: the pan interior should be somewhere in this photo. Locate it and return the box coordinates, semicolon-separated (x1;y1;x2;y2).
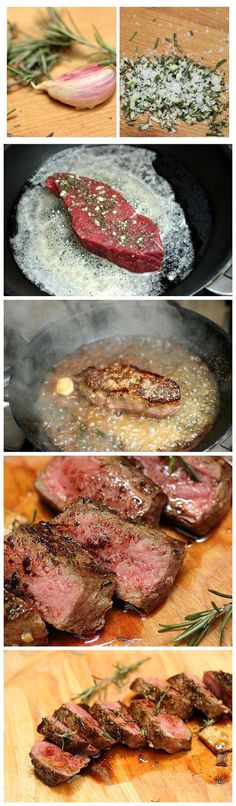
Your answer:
37;335;219;452
10;146;195;297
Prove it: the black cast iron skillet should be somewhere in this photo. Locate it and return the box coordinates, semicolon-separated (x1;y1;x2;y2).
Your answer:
6;301;231;451
4;144;232;297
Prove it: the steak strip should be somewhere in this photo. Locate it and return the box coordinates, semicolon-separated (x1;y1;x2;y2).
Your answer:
4;522;115;638
168;673;229;719
130;677;193;720
129;699;192;753
55;499;186;613
30;741;90;786
4;587;48;646
35;455;167;525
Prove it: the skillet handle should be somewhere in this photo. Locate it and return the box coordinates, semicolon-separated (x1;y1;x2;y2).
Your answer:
205;263;232;295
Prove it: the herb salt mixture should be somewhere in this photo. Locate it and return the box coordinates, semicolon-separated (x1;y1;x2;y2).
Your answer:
120;54;228;135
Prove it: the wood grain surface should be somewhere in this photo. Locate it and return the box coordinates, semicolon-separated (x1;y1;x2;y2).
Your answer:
120;6;229;138
4;648;232;802
4;456;232;647
7;7;116;138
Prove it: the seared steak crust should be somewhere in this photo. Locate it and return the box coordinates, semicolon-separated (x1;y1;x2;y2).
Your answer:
35;455;167;525
30;740;90;786
130;677;193;720
55;499;186;613
90;701;145;748
4;522;115;637
4;587;48;646
203;671;232;712
168;673;229;719
129;699;192;753
75;363;181;418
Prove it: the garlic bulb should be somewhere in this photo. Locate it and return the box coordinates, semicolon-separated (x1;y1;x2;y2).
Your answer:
33;64;116;109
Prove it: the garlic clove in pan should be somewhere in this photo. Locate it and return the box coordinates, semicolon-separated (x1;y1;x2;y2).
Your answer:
56;377;74;396
32;64;116;109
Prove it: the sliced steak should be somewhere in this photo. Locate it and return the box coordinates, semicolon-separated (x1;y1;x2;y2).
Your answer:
203;671;232;712
37;716;89;753
35;456;167;525
4;522;114;638
29;740;90;786
168;673;229;719
75;363;181;418
136;456;232;536
4;588;48;646
54;703;115;750
45;173;164;273
90;701;145;748
55;500;186;612
129;700;192;753
130;677;193;720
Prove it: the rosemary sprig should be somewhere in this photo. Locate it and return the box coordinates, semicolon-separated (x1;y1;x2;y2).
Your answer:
168;456;201;482
73;657;150;704
7;8;116;88
158;590;232;646
154;687;170;714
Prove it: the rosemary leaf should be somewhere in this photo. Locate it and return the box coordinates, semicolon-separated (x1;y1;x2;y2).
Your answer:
73;657;150;704
158;590;232;646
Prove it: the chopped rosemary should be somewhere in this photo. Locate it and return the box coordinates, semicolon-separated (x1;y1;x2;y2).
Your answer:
154;687;170;714
60;730;71;751
173;33;183;53
215;59;227;70
130;32;137;42
120;51;228;135
73;657;150;704
197;717;217;734
154;38;159;50
158;590;232;646
7;8;116;89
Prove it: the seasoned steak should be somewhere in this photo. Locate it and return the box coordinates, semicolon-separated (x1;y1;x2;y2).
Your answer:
90;701;145;748
54;703;115;750
130;677;193;720
129;700;192;753
45;173;164;273
4;588;48;646
55;500;186;613
136;456;232;536
4;522;114;638
203;671;232;712
37;716;89;753
30;740;90;786
35;456;167;525
75;363;181;418
168;673;229;719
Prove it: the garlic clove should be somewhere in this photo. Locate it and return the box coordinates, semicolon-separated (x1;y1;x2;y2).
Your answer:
33;64;116;110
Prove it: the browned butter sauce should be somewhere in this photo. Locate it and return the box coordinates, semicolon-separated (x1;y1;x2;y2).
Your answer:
38;337;219;452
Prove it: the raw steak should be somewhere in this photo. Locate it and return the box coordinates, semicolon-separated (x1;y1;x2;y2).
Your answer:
55;500;186;612
29;740;90;786
4;587;48;646
4;522;114;638
168;673;229;719
35;455;167;524
45;173;164;273
135;456;232;535
90;701;145;748
75;362;181;418
130;677;193;720
129;700;192;753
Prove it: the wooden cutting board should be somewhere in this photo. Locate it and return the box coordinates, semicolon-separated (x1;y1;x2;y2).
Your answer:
4;648;232;802
4;456;232;647
7;7;116;137
120;6;229;138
